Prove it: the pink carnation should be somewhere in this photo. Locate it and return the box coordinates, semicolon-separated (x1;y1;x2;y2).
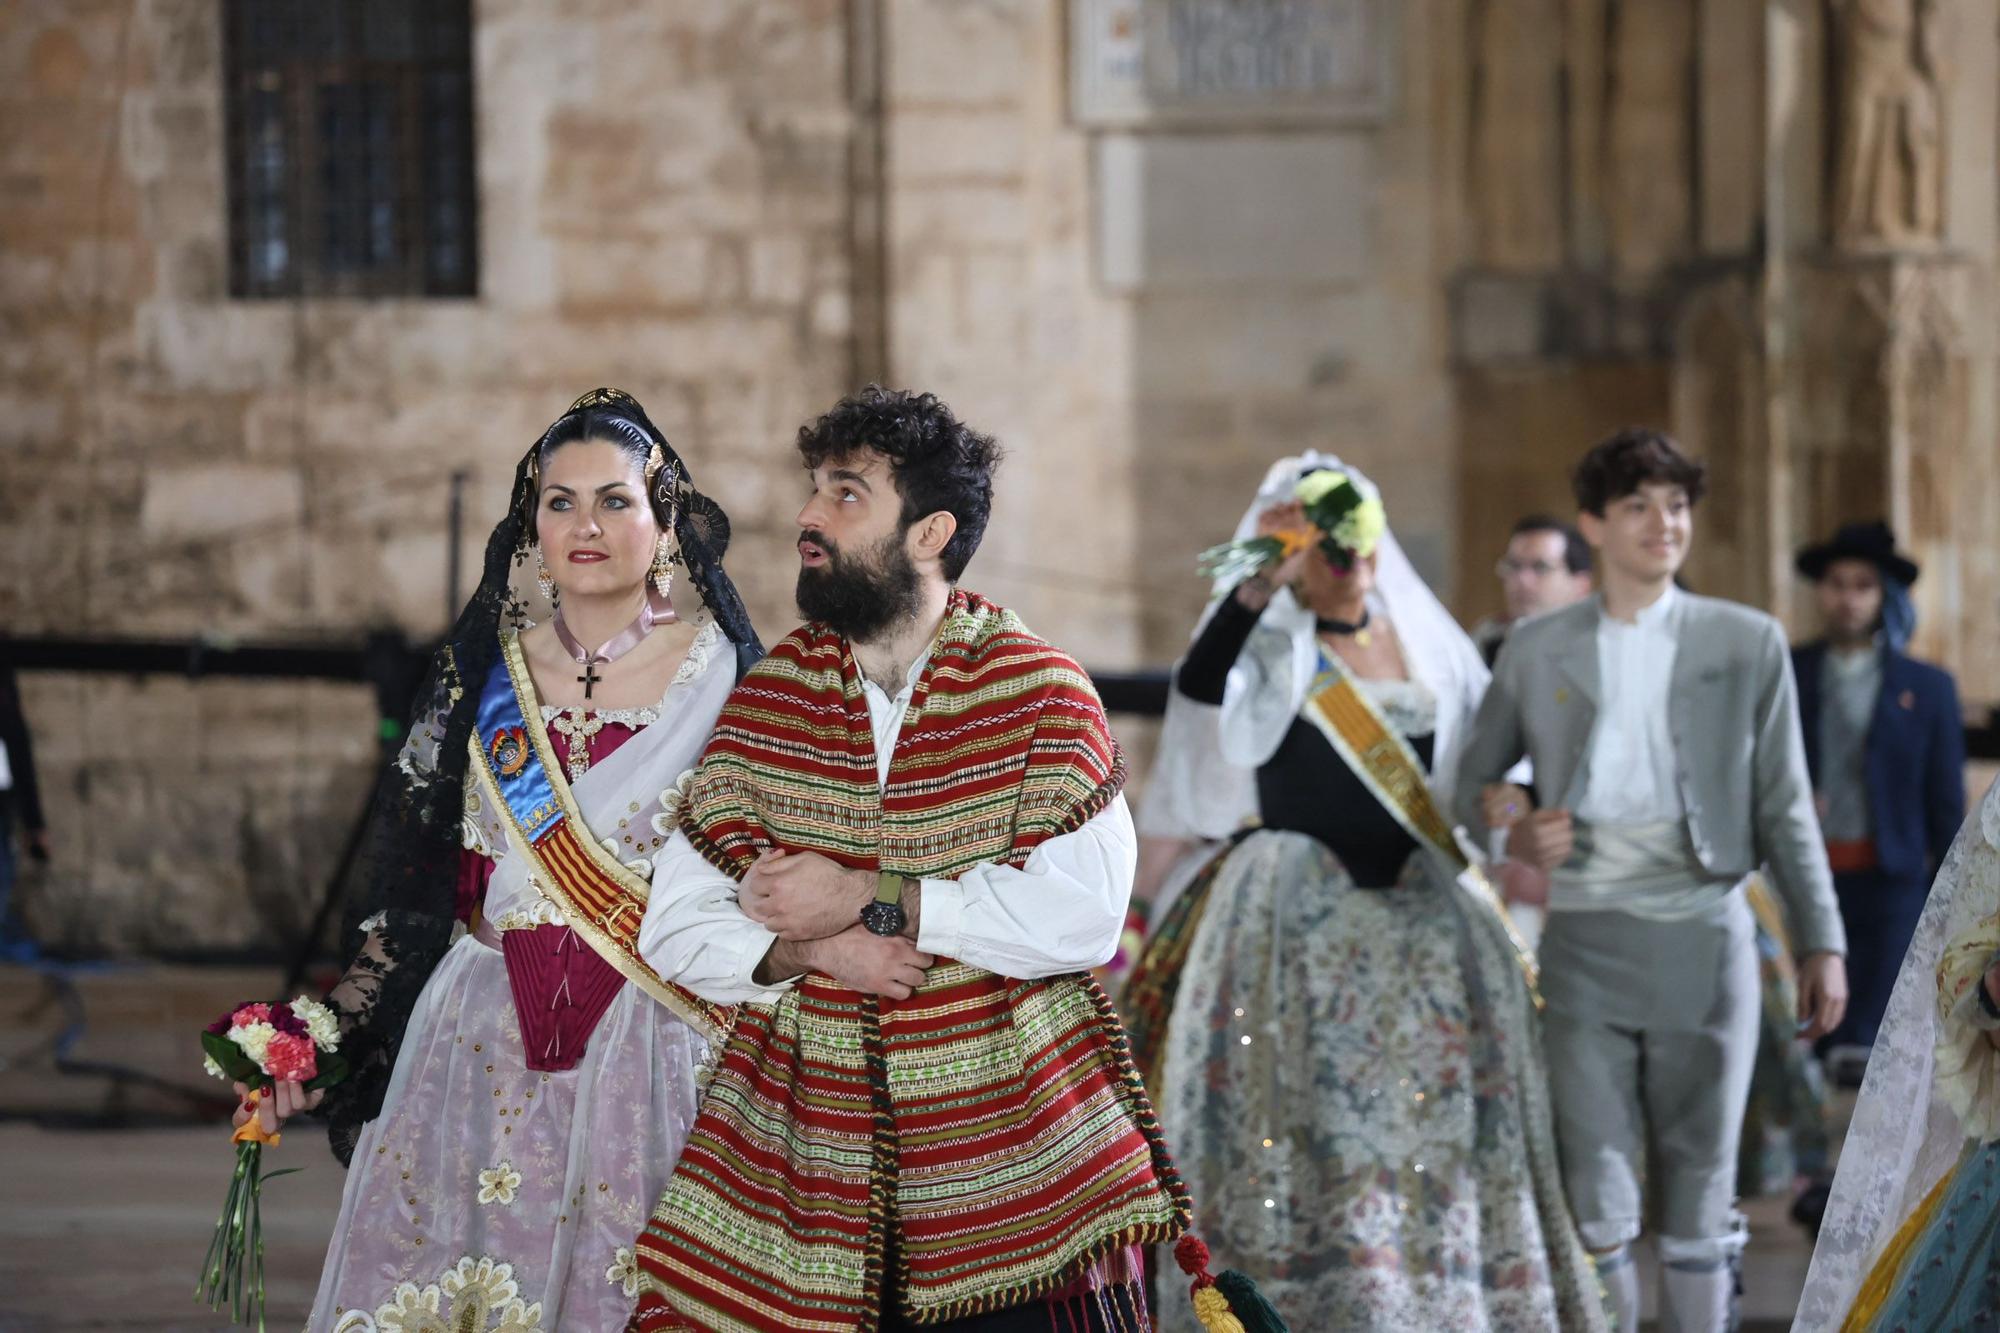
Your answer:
231;1003;273;1027
262;1031;318;1084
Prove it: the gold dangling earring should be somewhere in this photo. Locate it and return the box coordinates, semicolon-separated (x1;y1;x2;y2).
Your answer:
651;532;678;602
536;547;557;603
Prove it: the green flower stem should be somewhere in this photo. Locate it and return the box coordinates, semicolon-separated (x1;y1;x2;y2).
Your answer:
197;1154;233;1291
1196;535;1284;587
198;1141;271;1328
241;1149;256;1321
231;1178;244;1322
201;1149;247;1303
251;1163;268;1333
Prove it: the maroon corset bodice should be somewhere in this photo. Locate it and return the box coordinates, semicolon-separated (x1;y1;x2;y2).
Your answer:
457;717;642;1072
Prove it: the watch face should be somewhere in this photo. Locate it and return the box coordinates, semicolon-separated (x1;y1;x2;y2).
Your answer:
859;900;906;938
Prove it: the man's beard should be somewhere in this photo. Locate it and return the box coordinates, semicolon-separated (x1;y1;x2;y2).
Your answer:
796;528;924;641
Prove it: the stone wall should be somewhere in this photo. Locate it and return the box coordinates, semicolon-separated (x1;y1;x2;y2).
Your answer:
1448;0;1768;621
0;0;858;953
6;0;1471;954
8;0;1997;955
871;0;1464;818
878;0;1461;669
1447;0;2000;720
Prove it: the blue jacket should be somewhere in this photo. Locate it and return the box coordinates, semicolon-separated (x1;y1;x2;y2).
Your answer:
1793;641;1965;881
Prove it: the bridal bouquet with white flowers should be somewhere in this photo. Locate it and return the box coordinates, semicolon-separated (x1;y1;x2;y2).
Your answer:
1196;466;1388;585
196;997;349;1330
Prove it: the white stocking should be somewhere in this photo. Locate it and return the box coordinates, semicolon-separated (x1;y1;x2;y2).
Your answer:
1594;1248;1641;1333
1661;1260;1735;1333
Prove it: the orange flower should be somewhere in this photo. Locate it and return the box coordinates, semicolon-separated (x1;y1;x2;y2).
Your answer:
230;1088;282;1147
1275;528;1318;559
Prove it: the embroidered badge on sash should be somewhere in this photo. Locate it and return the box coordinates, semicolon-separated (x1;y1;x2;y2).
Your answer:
489;725;530;776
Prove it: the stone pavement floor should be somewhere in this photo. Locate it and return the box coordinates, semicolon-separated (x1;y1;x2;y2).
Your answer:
0;1122;347;1332
0;960;1824;1331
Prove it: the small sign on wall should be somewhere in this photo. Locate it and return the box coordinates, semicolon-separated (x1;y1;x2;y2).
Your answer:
1070;0;1388;129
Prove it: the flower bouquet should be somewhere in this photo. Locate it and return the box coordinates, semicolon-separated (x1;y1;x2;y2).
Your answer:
196;998;348;1329
1196;466;1387;585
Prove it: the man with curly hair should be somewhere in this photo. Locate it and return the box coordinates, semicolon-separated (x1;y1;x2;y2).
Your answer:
1454;428;1849;1333
631;386;1190;1331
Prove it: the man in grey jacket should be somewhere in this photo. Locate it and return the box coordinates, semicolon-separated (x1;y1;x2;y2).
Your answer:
1455;428;1848;1333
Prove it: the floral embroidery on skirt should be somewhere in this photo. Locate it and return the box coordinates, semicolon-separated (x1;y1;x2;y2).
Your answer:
308;934;707;1331
1150;830;1603;1333
331;1254;544;1332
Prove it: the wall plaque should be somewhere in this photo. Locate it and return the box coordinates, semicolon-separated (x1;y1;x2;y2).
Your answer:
1070;0;1388;128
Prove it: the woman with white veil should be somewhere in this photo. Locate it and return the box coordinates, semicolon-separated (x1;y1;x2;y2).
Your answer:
1122;455;1603;1331
1795;774;2000;1330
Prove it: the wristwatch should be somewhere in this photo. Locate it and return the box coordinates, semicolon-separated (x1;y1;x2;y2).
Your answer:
860;871;909;937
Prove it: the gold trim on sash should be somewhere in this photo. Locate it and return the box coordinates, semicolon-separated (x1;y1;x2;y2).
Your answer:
1298;657;1541;999
467;632;729;1044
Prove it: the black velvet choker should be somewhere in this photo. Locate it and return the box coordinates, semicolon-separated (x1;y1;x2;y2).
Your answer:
1315;609;1371;636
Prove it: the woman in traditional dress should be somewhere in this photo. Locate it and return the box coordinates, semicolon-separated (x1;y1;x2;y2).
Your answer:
1795;774;2000;1330
1122;454;1604;1332
233;389;761;1332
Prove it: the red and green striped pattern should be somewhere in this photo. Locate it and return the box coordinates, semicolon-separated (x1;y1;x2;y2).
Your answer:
630;592;1189;1330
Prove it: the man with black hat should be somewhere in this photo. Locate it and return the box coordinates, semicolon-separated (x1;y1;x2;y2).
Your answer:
1793;521;1964;1068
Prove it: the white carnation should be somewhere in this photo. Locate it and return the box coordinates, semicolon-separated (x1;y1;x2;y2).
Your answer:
230;1021;276;1068
201;1054;227;1081
290;996;342;1052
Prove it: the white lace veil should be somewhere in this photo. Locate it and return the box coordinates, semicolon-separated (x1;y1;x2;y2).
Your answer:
1794;774;2000;1330
1138;452;1491;849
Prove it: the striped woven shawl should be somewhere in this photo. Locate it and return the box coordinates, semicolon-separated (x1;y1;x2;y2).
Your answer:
630;591;1190;1331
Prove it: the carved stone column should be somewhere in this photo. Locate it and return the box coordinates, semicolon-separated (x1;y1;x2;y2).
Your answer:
1670;278;1773;608
1791;255;1987;685
1448;0;1996;701
1786;0;1995;693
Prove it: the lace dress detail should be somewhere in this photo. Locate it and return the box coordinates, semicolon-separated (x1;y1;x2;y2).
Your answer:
490;897;569;933
1356;675;1436;738
539;619;720;782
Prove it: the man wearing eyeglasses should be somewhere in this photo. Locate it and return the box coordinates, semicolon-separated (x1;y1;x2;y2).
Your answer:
1472;517;1596;947
1473;515;1595;667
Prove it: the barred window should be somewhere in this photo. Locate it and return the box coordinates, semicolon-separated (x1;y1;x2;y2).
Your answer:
223;0;477;299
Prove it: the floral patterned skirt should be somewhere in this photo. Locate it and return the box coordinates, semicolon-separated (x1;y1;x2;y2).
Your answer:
310;932;709;1332
1145;831;1603;1333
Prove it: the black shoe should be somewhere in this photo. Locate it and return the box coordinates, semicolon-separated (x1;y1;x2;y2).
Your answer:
1791;1179;1832;1237
1821;1044;1871;1089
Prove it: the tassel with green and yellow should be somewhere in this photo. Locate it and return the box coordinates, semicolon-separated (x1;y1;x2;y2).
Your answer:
1173;1235;1290;1333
